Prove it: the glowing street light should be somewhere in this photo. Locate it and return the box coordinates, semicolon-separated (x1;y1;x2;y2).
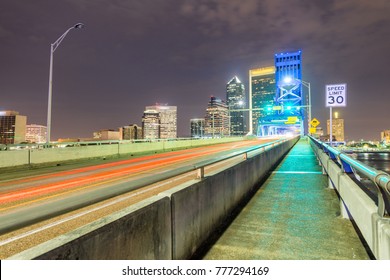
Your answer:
46;23;84;144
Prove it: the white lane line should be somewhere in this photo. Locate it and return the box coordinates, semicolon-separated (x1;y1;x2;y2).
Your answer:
0;173;191;247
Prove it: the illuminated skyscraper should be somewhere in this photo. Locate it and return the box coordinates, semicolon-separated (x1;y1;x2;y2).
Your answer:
204;97;230;137
0;111;27;144
226;76;247;136
190;118;205;138
145;104;177;139
249;67;276;135
142;110;160;139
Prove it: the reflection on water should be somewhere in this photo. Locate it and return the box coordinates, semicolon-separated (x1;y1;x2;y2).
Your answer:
354;152;390;173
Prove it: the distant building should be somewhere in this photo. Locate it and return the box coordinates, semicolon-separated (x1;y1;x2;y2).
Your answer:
314;126;324;137
120;124;142;140
0;110;27;144
381;130;390;144
327;112;345;142
226;76;247;136
142;110;160;139
204;96;230;137
190;118;205;138
249;66;276;135
93;129;120;140
145;104;177;139
26;124;47;143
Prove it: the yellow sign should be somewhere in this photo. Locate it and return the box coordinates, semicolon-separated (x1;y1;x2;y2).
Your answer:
284;116;298;124
310;118;320;128
273;106;282;110
287;116;298;122
309;127;317;134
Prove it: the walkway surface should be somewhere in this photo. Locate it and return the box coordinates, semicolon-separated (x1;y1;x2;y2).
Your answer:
203;138;370;260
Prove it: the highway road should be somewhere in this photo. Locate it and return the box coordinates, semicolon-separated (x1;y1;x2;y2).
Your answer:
0;137;280;258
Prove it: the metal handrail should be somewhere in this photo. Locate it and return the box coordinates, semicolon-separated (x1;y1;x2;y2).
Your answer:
0;136;296;234
309;135;390;217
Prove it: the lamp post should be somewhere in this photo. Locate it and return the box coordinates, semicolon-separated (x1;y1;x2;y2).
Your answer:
46;23;84;144
300;80;311;134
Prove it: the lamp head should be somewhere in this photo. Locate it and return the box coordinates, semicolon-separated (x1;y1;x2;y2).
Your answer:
283;76;293;84
74;23;85;29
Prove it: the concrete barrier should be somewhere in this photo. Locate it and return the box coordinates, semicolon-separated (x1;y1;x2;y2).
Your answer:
7;137;297;260
163;138;296;259
8;196;172;260
0;137;243;169
0;149;29;168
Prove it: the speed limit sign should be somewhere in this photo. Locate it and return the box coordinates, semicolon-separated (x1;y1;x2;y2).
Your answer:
326;84;347;107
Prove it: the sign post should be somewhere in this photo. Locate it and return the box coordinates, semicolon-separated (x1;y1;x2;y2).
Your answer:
325;84;347;146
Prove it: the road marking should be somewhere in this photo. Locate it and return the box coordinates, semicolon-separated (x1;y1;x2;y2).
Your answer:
288;155;317;157
271;171;323;174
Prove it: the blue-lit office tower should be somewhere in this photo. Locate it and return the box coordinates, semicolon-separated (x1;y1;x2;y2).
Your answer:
274;50;302;112
226;76;247;136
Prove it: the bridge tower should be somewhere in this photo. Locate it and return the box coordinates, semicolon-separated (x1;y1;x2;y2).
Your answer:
257;51;304;136
274;50;303;111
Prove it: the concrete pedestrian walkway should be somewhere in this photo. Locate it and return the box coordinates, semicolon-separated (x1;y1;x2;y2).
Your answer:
202;138;370;259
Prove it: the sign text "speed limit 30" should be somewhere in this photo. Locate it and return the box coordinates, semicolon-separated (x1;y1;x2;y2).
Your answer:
326;84;347;107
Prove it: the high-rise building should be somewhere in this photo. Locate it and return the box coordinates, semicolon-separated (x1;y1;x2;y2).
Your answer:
327;111;345;142
226;76;247;136
142;110;160;140
145;104;177;139
381;130;390;144
204;96;230;137
190;118;205;138
26;124;47;143
120;124;142;140
249;67;276;135
0;111;27;144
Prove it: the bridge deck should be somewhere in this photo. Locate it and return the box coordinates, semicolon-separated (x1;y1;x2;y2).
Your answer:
202;138;370;259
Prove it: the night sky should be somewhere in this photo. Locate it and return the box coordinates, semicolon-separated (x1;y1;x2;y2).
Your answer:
1;0;389;141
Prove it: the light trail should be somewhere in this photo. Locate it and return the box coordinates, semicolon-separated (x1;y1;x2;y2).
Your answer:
0;138;282;258
0;141;255;206
0;149;242;247
0;172;191;246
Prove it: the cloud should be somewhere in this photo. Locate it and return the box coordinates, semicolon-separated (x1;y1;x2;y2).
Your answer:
179;0;263;36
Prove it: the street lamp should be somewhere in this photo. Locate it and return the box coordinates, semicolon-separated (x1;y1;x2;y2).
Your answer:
300;79;311;133
46;23;84;144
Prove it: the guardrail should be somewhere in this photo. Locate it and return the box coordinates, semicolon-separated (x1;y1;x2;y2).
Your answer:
309;135;390;218
0;136;296;235
0;137;229;151
0;137;246;169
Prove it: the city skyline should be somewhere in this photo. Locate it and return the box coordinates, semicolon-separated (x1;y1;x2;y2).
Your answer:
1;1;389;140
